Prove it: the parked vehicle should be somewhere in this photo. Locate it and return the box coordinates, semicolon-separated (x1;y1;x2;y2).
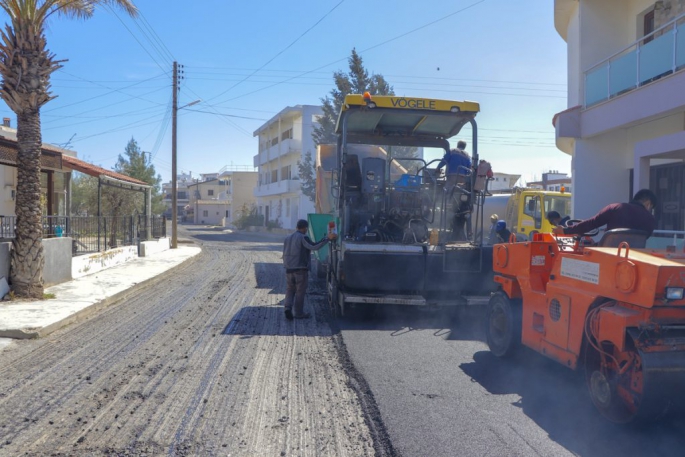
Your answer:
481;188;572;241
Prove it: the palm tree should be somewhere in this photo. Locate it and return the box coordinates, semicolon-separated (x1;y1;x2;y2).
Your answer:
0;0;137;297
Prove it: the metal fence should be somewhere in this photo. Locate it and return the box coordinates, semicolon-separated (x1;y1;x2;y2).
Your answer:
0;215;167;257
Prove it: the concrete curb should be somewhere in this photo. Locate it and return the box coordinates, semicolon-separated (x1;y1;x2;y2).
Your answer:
0;248;202;340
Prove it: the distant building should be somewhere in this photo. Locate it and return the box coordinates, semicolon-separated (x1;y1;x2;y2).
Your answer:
489;172;521;192
554;0;685;230
162;171;194;218
187;168;257;226
527;170;572;193
253;105;322;230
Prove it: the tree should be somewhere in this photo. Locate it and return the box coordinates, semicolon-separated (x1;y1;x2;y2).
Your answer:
309;49;421;199
114;137;165;215
297;150;316;203
0;0;138;298
312;49;395;145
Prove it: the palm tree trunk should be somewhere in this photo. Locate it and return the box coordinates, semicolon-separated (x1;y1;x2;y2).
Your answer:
11;109;45;298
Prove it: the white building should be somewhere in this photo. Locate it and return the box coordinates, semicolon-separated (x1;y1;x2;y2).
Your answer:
554;0;685;231
253;105;322;230
162;171;194;218
489;172;521;192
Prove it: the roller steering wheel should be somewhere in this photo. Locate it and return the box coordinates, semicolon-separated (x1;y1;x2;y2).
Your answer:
563;219;600;237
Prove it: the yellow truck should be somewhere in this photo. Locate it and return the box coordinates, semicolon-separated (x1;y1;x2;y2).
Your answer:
483;188;572;241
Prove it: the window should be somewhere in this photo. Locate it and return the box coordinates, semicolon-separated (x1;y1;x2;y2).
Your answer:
271;169;278;183
203;210;208;217
286;198;291;217
643;9;655;44
177;192;187;200
208;189;214;196
271;137;279;147
281;128;293;141
281;165;292;181
523;196;542;229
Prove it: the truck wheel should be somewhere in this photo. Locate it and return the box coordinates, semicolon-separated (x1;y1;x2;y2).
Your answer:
486;292;521;358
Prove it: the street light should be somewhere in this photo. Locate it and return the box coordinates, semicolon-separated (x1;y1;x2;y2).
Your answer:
171;65;201;249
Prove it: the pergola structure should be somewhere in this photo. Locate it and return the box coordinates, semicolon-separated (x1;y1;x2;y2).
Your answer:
62;155;153;238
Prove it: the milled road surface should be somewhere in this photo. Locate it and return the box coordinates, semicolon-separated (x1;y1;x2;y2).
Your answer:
340;306;685;457
0;227;388;457
4;227;685;457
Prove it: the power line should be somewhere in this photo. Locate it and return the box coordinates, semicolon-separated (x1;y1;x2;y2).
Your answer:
43;72;168;113
43;106;168;131
71;112;169;143
105;5;169;73
182;109;268;121
186;69;565;88
42;86;169;123
138;10;176;62
210;0;490;106
181;85;252;137
203;0;347;104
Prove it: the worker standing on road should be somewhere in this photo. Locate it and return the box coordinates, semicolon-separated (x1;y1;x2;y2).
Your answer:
283;219;337;320
553;189;657;236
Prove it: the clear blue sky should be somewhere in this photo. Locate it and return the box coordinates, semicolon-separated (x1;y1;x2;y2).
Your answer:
2;0;570;185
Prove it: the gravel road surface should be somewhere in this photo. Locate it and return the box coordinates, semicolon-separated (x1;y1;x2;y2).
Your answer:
0;227;390;457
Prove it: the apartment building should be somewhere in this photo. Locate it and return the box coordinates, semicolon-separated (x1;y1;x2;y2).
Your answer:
162;171;193;218
187;169;257;226
527;170;572;193
253;105;322;230
554;0;685;230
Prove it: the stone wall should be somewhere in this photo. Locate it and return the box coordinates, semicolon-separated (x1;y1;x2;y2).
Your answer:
655;0;685;29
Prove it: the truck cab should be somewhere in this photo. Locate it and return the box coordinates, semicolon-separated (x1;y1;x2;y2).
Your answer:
505;189;571;240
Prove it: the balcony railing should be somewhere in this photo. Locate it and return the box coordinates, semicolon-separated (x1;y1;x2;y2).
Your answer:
0;215;167;257
584;13;685;107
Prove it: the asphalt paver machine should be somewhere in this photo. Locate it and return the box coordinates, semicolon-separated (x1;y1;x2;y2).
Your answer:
487;228;685;422
326;93;497;316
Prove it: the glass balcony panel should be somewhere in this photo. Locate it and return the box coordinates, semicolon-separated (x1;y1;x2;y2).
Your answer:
677;23;685;69
639;32;673;83
609;49;637;97
586;65;609;106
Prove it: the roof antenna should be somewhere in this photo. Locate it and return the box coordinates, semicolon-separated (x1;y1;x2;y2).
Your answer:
58;133;77;150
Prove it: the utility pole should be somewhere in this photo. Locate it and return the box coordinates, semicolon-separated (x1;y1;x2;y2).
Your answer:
171;61;179;249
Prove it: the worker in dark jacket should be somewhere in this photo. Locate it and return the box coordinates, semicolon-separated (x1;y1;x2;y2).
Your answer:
283;219;337;320
553;189;657;236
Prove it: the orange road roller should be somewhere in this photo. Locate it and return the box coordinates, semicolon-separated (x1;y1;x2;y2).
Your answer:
486;228;685;423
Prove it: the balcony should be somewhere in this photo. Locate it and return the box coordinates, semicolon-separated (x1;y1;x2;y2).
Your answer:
585;13;685;107
253;179;301;198
254;138;302;167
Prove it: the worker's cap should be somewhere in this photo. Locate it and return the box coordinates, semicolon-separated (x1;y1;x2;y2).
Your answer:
496;220;507;230
490;214;498;222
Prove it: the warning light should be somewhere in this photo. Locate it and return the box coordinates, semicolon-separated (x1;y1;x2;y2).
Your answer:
363;92;376;108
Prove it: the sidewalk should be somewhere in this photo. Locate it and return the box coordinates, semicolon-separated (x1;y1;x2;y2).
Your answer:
0;245;201;341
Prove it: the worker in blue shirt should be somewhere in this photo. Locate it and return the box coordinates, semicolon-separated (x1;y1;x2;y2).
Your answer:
437;140;472;192
437;140;472;241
